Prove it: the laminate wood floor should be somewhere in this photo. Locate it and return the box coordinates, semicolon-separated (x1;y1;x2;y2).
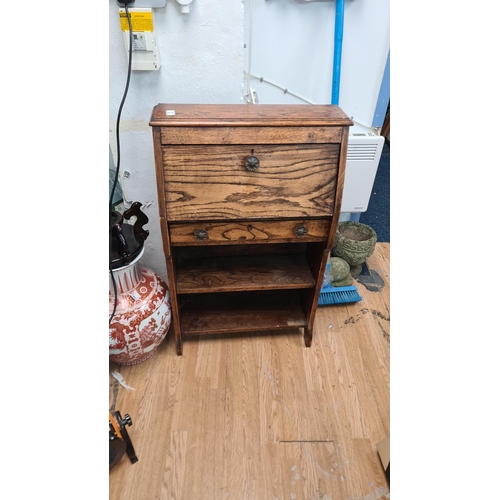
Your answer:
109;243;390;500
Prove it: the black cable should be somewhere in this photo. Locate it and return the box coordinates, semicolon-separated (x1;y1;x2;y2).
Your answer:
110;5;133;325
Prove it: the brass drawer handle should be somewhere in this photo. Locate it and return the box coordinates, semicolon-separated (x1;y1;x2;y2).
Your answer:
294;225;308;237
194;229;208;241
245;151;260;172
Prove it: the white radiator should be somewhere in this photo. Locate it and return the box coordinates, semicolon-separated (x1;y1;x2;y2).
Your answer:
341;133;385;213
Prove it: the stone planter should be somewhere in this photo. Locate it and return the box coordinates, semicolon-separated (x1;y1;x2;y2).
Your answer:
332;222;377;276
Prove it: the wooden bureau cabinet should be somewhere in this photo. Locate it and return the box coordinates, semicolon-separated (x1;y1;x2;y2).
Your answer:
150;104;352;355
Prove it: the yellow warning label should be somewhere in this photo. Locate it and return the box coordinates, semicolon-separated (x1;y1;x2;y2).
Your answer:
119;10;154;32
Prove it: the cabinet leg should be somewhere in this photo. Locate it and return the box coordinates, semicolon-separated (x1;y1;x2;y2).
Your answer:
176;337;183;356
304;326;313;347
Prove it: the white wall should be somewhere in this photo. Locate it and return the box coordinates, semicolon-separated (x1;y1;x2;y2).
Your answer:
109;0;389;278
109;0;245;278
244;0;390;128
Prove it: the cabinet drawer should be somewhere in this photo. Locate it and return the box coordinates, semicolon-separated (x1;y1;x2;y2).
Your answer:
161;143;339;221
169;219;329;246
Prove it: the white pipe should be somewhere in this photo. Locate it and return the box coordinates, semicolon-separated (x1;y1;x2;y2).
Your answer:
245;72;315;104
176;0;193;14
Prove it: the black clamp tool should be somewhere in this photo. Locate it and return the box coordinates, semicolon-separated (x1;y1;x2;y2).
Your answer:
109;410;138;471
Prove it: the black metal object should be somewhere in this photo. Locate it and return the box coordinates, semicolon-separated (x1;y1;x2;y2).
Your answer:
294;225;308;237
244;151;260;172
109;410;138;471
110;202;150;269
109;432;127;471
194;229;208;241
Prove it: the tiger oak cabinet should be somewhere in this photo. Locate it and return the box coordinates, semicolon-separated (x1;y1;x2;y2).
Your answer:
150;104;353;355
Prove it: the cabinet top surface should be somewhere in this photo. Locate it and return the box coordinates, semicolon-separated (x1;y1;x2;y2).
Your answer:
149;104;353;127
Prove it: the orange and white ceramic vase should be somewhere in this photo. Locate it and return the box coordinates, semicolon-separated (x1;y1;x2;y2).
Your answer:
109;248;171;365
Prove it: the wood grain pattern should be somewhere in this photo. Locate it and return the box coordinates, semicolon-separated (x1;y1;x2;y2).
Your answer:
152;127;173;255
152;104;351;355
164;254;183;355
109;243;390;500
150;103;354;127
176;254;315;294
304;245;331;345
169;219;329;246
179;290;307;335
162;144;339;220
326;127;350;250
160;126;342;145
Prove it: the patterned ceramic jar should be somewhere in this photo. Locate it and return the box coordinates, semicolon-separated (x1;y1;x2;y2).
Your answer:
109;247;171;365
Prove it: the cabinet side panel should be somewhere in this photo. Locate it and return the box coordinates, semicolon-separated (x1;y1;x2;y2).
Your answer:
327;126;350;249
152;127;172;253
152;126;182;354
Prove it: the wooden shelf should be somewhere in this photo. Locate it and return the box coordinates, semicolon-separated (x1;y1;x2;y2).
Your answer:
176;254;315;294
179;290;307;336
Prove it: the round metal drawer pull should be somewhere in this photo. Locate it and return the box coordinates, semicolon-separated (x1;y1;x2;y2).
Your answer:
294;225;308;237
194;229;208;241
245;154;260;172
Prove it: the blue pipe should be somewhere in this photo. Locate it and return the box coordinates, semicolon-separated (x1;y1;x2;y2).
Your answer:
331;0;345;105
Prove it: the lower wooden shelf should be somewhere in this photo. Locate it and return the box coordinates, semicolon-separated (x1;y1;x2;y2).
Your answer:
178;290;307;336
